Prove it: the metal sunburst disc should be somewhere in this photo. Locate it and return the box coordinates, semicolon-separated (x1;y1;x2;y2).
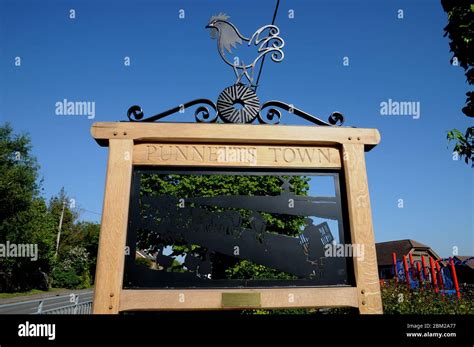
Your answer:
216;85;260;123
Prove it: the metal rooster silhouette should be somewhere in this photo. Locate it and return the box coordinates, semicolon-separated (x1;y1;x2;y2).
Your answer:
126;13;345;126
206;13;285;88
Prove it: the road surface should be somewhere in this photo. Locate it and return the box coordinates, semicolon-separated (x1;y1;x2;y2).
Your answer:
0;289;93;314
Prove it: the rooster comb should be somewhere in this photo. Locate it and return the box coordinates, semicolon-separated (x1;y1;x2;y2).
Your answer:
209;13;230;23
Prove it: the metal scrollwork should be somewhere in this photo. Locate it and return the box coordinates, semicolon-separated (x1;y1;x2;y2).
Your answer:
257;107;281;125
127;105;144;121
125;13;347;127
127;97;344;126
259;101;344;126
250;25;285;64
328;112;344;126
194;105;218;123
126;99;218;123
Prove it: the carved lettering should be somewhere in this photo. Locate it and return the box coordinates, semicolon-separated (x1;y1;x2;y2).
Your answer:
271;147;332;164
192;146;205;161
147;145;157;160
283;148;296;163
296;148;314;162
175;146;188;160
269;148;282;162
140;144;339;167
318;148;331;163
208;146;220;162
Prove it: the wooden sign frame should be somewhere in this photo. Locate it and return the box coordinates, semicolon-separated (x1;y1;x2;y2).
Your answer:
91;122;383;314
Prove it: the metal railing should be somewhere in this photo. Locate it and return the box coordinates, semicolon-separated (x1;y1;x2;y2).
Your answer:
0;291;93;314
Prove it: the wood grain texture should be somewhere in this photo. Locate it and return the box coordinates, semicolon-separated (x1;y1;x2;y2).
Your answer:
133;143;341;168
342;143;383;314
92;139;133;314
91;123;382;314
119;287;359;311
91;122;380;151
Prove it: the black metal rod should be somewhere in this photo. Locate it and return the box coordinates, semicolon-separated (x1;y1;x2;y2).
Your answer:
127;99;217;122
254;0;281;92
260;100;333;126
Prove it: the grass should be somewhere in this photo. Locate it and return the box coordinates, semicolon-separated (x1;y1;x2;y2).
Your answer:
0;287;68;299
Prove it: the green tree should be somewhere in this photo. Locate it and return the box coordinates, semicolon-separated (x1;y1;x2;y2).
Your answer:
64;221;100;281
1;198;57;291
0;123;100;291
0;124;56;291
442;1;474;166
52;246;91;289
47;189;98;288
0;123;39;223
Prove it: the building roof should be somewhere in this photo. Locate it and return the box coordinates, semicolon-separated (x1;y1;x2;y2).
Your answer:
453;256;474;269
376;239;437;266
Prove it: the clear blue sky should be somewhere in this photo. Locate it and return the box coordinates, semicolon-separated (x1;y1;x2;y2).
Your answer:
1;0;472;257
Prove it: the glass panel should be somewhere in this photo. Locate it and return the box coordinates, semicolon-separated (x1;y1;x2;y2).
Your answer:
124;168;352;288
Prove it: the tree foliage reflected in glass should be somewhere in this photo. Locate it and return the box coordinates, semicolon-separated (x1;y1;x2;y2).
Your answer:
124;169;352;288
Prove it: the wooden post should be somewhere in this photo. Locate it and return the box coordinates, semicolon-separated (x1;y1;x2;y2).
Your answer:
342;144;382;314
90;124;382;314
93;139;133;314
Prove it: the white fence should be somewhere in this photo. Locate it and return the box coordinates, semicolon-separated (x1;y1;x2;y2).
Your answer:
0;291;93;314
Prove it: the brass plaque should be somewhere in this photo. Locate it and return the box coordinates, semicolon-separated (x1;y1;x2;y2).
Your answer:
221;293;261;308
